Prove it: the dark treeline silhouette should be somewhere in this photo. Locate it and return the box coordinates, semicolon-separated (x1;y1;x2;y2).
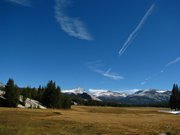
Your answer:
4;79;19;107
1;79;71;109
63;93;123;107
64;93;169;107
169;84;180;110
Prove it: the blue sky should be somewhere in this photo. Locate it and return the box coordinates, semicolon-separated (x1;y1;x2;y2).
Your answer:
0;0;180;91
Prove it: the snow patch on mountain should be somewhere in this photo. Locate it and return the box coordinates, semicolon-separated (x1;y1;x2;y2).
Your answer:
156;90;166;93
133;89;169;96
88;88;171;105
62;88;86;95
89;89;127;97
62;88;102;101
119;89;141;94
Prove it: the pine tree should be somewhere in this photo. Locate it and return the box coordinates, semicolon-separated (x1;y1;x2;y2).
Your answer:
177;87;180;110
55;86;62;108
42;80;61;108
61;95;71;109
21;88;28;105
4;79;20;107
170;84;179;110
41;80;72;109
36;85;45;102
31;87;38;100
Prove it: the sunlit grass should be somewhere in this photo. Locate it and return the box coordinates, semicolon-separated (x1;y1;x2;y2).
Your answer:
0;106;179;135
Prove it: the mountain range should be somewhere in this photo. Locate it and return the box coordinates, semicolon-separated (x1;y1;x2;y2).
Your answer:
62;88;171;106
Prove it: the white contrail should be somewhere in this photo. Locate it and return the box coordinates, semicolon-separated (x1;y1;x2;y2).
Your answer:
118;3;155;56
161;57;180;72
103;68;124;80
55;0;93;40
141;56;180;85
86;61;124;80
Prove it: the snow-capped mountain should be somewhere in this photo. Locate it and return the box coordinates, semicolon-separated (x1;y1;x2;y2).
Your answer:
122;89;171;105
63;88;86;95
62;88;101;101
88;89;171;105
89;89;128;103
89;89;127;97
133;89;168;96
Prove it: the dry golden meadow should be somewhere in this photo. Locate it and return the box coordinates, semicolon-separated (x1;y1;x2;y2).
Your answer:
0;106;180;135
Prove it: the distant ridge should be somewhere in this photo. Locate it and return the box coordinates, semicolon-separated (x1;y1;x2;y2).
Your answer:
90;89;171;105
62;88;171;106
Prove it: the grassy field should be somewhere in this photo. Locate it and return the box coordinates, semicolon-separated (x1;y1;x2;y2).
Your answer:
0;106;180;135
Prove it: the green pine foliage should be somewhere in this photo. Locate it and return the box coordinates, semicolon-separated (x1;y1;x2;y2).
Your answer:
41;80;71;109
19;81;71;109
42;81;60;108
1;79;71;109
4;79;20;107
61;95;71;109
36;85;45;103
169;84;180;110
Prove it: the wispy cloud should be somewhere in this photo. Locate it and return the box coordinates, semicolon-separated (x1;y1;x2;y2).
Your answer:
118;3;155;56
5;0;31;6
86;61;124;80
165;57;180;67
141;57;180;85
54;0;93;40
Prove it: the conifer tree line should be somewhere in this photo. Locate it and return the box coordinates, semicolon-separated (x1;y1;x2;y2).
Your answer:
169;84;180;110
1;79;71;109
